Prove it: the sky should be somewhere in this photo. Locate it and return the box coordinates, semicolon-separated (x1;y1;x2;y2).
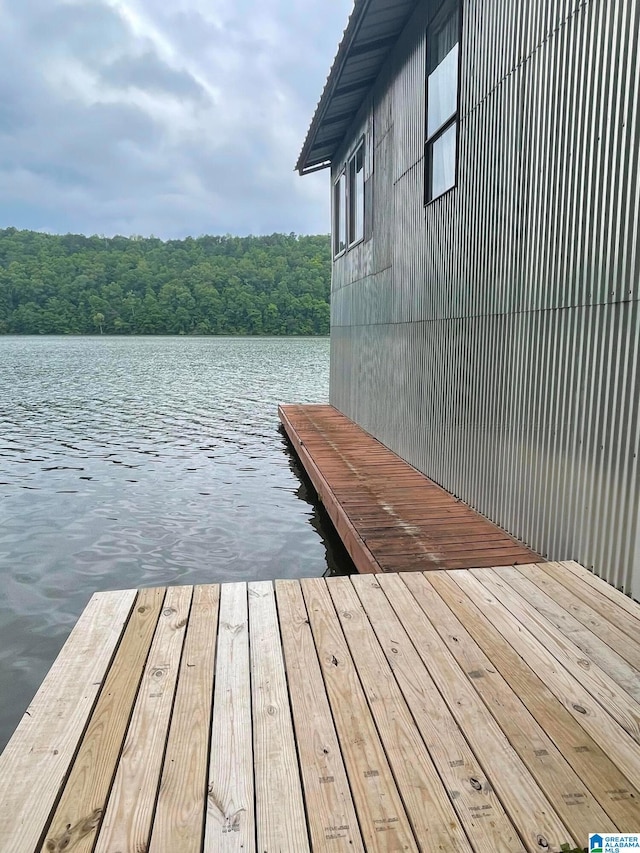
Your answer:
0;0;353;238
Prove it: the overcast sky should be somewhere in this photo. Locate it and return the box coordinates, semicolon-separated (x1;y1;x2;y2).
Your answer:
0;0;353;238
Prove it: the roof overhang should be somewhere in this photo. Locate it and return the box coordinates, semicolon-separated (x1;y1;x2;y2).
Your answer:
296;0;421;175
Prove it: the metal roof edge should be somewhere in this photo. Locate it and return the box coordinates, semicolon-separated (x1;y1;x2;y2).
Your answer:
295;0;372;175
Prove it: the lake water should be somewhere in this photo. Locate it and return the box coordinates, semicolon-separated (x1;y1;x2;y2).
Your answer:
0;335;351;750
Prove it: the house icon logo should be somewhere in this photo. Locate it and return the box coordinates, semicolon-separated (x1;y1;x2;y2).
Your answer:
589;835;603;852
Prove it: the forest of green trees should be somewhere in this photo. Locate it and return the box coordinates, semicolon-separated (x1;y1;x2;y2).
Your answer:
0;228;331;335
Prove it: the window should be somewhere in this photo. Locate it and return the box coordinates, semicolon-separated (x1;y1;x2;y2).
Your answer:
425;2;460;203
348;141;364;246
334;138;366;257
333;170;346;257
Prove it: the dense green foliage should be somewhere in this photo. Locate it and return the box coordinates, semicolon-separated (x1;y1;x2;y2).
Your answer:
0;228;331;335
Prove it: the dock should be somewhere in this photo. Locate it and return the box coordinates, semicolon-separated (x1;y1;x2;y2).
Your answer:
1;562;639;852
279;404;540;573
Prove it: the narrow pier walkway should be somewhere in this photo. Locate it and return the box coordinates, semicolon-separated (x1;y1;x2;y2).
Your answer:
1;562;639;852
279;404;539;573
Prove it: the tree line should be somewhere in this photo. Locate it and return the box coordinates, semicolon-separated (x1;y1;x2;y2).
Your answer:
0;228;331;336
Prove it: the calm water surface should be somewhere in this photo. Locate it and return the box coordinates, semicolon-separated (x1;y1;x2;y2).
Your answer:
0;336;350;750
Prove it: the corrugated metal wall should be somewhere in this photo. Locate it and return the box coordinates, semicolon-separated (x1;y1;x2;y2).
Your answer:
329;0;640;596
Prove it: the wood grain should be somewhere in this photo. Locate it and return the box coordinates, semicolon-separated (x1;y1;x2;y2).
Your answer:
248;581;310;853
423;571;617;836
301;576;418;852
3;562;640;852
204;582;255;853
540;561;640;639
0;589;137;853
556;560;640;625
279;403;538;572
434;570;640;829
41;586;165;853
94;585;192;853
275;579;364;852
453;571;640;789
331;576;478;852
497;565;640;700
149;584;220;853
389;571;576;853
474;569;640;744
352;573;525;852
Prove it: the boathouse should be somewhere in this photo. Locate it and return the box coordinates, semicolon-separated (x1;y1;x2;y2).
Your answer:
297;0;640;598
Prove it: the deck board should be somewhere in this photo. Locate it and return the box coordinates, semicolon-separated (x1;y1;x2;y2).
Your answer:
279;404;539;572
431;571;640;829
204;582;254;853
94;584;192;853
350;574;524;853
276;579;364;852
249;581;309;853
42;586;165;853
0;589;137;853
454;571;640;787
149;583;219;853
497;566;640;701
2;562;640;852
302;577;418;852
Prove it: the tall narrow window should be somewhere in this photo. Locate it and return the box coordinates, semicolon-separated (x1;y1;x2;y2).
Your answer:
425;2;460;202
333;170;346;256
348;141;364;246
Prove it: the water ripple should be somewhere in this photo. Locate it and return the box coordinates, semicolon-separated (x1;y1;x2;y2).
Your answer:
0;335;351;750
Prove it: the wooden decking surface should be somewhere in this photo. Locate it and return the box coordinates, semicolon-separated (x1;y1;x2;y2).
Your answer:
279;404;539;573
1;561;640;852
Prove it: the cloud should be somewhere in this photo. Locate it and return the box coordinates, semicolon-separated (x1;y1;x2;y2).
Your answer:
0;0;353;238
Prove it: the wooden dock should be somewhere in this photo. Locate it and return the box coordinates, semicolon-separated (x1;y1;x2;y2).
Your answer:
279;404;539;573
1;561;639;852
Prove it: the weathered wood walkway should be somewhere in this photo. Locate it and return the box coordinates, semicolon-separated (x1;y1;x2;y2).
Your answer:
279;404;539;573
1;562;639;852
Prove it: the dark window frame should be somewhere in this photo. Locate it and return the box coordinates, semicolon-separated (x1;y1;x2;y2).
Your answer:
347;137;365;249
424;0;462;205
333;135;367;258
333;168;347;258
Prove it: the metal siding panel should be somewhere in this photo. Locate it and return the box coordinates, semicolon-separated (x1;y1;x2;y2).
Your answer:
327;0;640;596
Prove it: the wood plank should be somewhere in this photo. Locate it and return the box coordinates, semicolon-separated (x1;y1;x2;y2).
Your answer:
279;405;382;575
358;524;511;539
94;585;192;853
275;579;364;852
432;571;640;829
557;560;640;623
422;572;617;836
473;569;640;745
41;587;165;853
451;571;640;789
497;565;640;700
381;572;578;852
0;589;137;853
362;537;529;555
376;553;532;572
328;576;473;852
148;584;220;853
539;560;640;640
279;404;539;574
248;581;309;853
204;583;255;853
350;574;524;853
518;564;640;671
301;577;419;852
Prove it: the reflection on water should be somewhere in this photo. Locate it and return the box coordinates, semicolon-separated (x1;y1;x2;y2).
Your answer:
0;335;352;750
